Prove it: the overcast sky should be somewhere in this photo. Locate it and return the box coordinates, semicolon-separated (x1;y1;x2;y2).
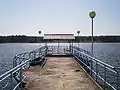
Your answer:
0;0;120;36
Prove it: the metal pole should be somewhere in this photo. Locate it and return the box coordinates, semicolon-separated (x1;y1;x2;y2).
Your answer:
91;18;93;56
91;18;93;76
96;60;98;81
39;35;41;47
114;68;119;90
58;40;59;53
20;67;23;90
104;66;107;90
10;72;13;90
117;72;119;90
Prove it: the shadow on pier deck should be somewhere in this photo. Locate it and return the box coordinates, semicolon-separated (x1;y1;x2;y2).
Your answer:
24;56;101;90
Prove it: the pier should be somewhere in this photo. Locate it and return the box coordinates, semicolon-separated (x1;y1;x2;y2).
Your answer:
0;34;120;90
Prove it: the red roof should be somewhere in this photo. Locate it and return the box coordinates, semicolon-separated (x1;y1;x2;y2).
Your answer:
44;34;75;39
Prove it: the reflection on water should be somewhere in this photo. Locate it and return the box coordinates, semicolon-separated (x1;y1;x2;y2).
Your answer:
0;43;120;75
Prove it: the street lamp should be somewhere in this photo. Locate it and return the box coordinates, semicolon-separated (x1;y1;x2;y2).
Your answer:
38;30;42;46
77;30;80;36
38;30;41;36
89;11;96;56
77;30;80;47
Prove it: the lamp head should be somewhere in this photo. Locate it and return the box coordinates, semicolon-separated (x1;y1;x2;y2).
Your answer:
89;11;96;18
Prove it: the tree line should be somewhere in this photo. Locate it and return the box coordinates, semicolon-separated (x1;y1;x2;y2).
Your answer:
0;35;120;43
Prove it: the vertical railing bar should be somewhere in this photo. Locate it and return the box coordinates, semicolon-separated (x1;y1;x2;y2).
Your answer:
28;52;31;68
33;51;36;67
23;53;26;69
104;65;107;90
20;66;23;90
117;72;118;90
90;57;93;76
39;48;41;57
10;72;13;90
96;60;98;82
116;69;119;90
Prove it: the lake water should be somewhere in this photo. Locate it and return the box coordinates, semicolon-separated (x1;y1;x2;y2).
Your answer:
0;43;120;75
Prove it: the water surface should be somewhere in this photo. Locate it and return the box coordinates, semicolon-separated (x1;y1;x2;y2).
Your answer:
0;43;120;75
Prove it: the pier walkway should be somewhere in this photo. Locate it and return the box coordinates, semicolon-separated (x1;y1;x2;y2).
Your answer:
24;57;101;90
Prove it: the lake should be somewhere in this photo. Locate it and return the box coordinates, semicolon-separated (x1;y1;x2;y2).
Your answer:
0;43;120;75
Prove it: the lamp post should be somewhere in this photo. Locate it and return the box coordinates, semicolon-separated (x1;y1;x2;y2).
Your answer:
77;30;80;36
77;30;80;47
38;30;41;37
38;30;42;46
89;11;96;56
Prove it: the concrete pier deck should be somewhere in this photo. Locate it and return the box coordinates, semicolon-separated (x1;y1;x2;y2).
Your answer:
24;57;101;90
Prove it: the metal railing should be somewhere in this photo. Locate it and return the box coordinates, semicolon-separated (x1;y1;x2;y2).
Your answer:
71;46;120;90
13;46;47;68
47;45;70;54
0;46;47;90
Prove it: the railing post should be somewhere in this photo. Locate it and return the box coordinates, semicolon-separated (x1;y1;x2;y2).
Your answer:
45;46;47;56
39;48;41;57
70;45;71;54
114;68;119;90
71;46;74;54
33;51;36;66
116;71;119;90
10;72;13;90
96;60;98;82
13;56;17;68
23;54;26;69
71;42;73;54
90;59;93;76
28;52;31;68
104;66;106;90
20;66;23;90
13;57;15;68
19;56;21;65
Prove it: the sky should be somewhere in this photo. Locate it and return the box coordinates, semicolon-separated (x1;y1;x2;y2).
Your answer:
0;0;120;36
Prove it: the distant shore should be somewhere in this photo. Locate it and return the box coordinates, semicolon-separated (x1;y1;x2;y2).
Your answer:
0;35;120;43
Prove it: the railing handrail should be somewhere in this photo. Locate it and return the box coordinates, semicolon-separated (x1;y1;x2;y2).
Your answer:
74;46;120;70
0;59;30;79
14;47;43;56
73;46;115;69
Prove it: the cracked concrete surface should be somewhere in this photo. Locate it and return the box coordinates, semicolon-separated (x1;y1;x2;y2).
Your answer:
24;57;101;90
